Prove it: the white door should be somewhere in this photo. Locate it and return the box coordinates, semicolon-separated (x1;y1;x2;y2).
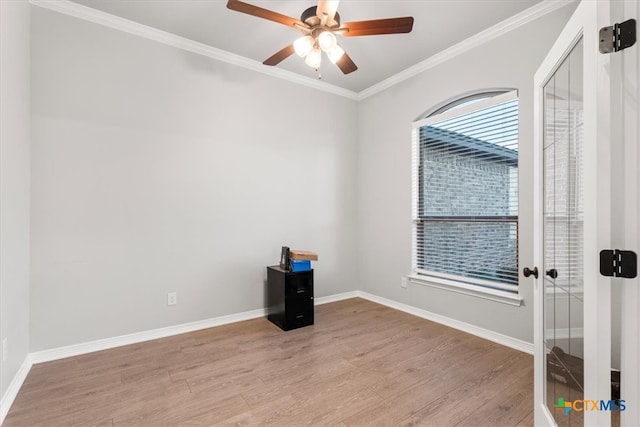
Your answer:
614;2;640;425
534;0;640;426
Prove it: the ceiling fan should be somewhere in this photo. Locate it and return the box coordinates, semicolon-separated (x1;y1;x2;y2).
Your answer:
226;0;414;74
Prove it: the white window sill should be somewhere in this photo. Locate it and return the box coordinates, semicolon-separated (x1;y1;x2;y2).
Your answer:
407;274;524;307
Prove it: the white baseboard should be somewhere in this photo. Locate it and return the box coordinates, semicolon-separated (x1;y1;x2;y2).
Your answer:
1;289;532;424
314;291;360;305
0;355;33;425
30;307;267;364
357;291;534;355
28;293;361;364
2;307;269;424
28;290;532;364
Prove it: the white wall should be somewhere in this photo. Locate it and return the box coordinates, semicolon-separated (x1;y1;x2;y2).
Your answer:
30;7;358;351
356;4;577;343
0;0;31;401
27;1;580;354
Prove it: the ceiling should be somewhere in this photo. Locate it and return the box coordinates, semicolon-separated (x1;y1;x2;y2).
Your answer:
67;0;545;93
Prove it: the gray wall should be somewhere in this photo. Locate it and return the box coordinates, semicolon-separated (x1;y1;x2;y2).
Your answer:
0;0;31;400
20;1;579;356
356;4;577;343
30;7;358;351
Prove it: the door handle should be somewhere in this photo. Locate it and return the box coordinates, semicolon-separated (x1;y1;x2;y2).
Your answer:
546;268;558;279
523;267;539;279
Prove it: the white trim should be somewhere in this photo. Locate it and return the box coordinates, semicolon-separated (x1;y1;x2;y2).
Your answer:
413;90;518;128
357;291;533;354
536;402;557;426
314;291;360;305
0;355;33;425
357;0;577;100
533;1;612;425
532;12;550;425
619;0;640;423
0;291;360;422
413;269;519;294
27;292;361;364
0;290;531;422
416;87;517;121
29;307;266;364
545;327;584;340
24;291;532;363
29;0;359;101
408;274;523;307
410;88;521;301
29;0;574;101
582;2;612;425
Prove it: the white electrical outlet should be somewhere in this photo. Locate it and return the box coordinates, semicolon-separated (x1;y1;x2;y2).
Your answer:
2;338;7;362
167;292;177;306
401;277;408;289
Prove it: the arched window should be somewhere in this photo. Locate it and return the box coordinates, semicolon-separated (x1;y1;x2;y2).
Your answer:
411;90;519;293
418;88;515;119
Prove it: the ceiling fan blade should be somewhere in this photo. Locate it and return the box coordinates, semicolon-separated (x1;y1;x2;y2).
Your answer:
227;0;308;29
335;51;357;74
342;17;414;37
316;0;339;26
263;45;295;66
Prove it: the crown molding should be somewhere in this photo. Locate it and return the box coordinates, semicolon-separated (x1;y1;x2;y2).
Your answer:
29;0;359;100
30;0;574;101
356;0;577;100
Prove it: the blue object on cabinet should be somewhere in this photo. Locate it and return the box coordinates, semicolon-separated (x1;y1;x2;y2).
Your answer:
290;259;311;272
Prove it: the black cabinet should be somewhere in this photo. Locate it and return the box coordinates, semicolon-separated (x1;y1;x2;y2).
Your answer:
267;266;314;331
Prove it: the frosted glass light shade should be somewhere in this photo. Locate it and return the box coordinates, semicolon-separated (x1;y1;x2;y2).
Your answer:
318;31;337;52
327;45;345;63
293;36;314;57
305;48;322;68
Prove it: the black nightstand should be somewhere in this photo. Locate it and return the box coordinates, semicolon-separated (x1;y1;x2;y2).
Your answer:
266;266;314;331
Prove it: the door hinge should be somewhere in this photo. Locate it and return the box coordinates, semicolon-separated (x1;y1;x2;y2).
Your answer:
600;249;637;278
600;19;636;53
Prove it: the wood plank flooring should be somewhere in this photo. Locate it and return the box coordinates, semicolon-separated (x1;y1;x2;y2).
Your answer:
4;298;534;426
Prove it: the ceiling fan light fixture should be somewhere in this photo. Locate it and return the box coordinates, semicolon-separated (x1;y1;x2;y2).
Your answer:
226;0;414;75
305;47;322;68
293;35;314;57
327;44;345;64
317;31;337;52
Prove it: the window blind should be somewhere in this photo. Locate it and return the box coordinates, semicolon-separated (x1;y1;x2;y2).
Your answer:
544;88;584;295
412;91;519;292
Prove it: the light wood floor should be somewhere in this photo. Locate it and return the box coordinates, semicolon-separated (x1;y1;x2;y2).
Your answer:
5;298;534;426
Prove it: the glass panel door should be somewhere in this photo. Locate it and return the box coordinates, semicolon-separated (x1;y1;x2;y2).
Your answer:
534;2;614;425
543;38;584;426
